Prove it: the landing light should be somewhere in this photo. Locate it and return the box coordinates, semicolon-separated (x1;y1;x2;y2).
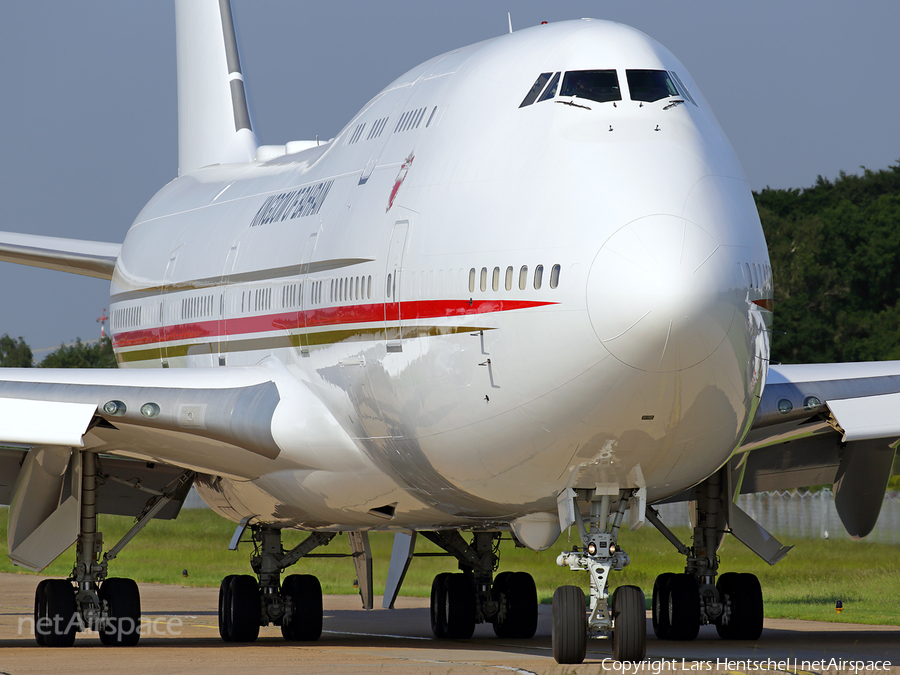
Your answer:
140;402;161;418
587;543;597;556
803;396;822;411
103;400;126;416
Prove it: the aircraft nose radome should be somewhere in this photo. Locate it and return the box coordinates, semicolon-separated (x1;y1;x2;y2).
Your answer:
588;215;737;373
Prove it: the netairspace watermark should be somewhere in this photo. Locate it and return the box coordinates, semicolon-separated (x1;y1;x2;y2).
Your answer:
19;615;184;638
598;658;894;674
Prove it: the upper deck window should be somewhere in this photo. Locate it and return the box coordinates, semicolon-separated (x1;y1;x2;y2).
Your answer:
560;70;621;103
626;70;679;102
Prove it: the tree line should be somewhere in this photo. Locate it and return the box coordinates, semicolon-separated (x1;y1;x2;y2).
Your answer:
759;161;900;364
0;334;116;368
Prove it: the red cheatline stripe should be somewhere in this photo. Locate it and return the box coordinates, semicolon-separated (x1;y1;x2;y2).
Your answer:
112;299;554;349
752;298;774;312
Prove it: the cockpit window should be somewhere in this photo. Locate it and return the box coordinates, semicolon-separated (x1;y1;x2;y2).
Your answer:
626;70;679;102
519;72;552;108
668;71;697;106
560;70;621;103
537;72;560;102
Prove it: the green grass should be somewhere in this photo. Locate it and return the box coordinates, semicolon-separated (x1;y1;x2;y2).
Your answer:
2;508;897;625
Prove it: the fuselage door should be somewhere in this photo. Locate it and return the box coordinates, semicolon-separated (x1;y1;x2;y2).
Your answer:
384;221;409;352
219;242;240;365
298;232;318;355
160;249;180;367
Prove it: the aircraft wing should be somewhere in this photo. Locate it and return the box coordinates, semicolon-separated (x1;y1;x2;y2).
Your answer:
735;361;900;538
0;231;120;280
0;363;361;570
0;364;332;482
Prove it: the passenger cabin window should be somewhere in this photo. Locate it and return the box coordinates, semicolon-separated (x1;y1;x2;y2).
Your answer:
560;70;621;103
626;70;679;103
534;265;544;290
550;264;560;289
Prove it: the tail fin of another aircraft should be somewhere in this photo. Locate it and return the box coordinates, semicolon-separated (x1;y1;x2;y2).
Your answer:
174;0;259;175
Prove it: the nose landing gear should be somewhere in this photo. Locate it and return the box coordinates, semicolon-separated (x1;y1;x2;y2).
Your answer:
552;487;646;664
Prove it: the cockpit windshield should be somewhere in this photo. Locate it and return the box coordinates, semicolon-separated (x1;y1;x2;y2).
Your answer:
560;70;621;103
626;70;679;102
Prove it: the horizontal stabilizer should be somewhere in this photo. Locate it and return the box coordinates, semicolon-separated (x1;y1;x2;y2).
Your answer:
0;231;119;280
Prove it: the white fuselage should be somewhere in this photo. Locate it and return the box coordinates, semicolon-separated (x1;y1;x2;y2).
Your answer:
108;20;772;530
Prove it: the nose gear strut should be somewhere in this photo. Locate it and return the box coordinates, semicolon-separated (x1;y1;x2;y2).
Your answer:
552;487;646;663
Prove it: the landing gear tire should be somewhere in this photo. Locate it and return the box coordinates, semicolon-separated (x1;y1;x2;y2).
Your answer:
430;572;452;638
35;579;77;648
281;574;323;641
443;573;476;639
651;572;674;639
490;571;512;637
551;585;586;665
34;580;49;647
612;585;647;662
666;573;700;641
716;572;763;640
492;571;538;639
99;578;141;646
218;574;236;641
219;574;260;642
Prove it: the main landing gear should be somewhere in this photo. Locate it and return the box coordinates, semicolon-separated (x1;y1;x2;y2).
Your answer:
217;526;338;642
646;470;765;644
34;451;194;647
552;487;646;664
422;531;538;640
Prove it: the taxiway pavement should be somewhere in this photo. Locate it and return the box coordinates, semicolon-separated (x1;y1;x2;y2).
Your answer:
1;573;897;674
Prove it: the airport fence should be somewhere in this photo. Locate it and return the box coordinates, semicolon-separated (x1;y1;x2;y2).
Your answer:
652;489;900;544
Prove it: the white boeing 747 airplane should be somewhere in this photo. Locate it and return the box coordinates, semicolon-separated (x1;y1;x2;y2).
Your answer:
1;1;898;663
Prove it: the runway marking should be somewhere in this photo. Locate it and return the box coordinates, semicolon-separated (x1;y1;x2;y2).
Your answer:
324;629;432;641
362;655;538;675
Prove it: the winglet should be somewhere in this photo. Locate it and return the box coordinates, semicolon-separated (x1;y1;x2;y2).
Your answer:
175;0;259;175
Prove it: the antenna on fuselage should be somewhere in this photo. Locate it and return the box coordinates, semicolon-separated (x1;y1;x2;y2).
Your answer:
508;13;513;33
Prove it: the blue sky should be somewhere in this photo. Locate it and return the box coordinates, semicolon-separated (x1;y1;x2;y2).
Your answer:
1;1;898;353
